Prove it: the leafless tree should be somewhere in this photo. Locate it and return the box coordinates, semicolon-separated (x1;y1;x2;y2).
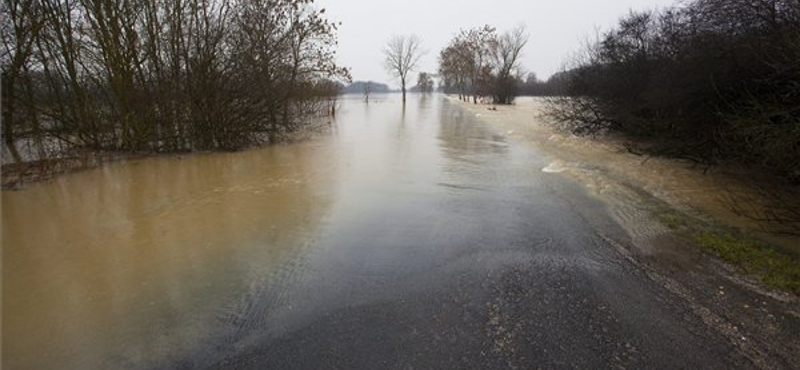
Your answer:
491;25;528;104
1;0;45;163
1;0;349;177
383;34;424;103
438;25;528;105
417;72;433;93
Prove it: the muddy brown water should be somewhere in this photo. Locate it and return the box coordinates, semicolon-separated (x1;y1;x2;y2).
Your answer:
3;133;339;369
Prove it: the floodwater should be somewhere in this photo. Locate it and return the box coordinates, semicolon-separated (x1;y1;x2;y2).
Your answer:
2;94;759;369
461;97;800;254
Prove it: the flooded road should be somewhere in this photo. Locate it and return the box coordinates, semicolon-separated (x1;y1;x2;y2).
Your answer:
1;95;774;369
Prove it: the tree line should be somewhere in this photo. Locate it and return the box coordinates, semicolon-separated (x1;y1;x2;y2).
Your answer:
437;25;529;105
516;71;571;97
1;0;349;164
548;0;800;185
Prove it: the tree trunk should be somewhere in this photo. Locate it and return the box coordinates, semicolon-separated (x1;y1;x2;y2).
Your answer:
2;73;23;164
401;77;406;103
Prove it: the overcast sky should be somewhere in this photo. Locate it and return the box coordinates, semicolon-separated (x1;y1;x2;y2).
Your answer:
314;0;678;87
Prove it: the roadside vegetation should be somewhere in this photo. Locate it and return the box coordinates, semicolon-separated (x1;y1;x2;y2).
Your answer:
546;0;800;234
1;0;349;183
654;205;800;295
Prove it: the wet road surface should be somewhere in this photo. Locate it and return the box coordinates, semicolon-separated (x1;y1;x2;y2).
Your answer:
3;95;766;369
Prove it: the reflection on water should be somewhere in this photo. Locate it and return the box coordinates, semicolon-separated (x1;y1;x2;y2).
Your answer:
3;93;515;369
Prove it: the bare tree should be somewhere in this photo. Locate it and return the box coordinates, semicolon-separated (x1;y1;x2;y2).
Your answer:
1;0;45;163
438;25;528;104
363;81;371;103
462;26;497;104
417;72;433;93
438;37;473;101
492;25;528;104
383;34;424;103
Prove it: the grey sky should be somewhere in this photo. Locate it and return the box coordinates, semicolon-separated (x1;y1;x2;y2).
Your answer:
315;0;677;87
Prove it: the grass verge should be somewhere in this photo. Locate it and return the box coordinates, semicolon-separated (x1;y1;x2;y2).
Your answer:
654;206;800;295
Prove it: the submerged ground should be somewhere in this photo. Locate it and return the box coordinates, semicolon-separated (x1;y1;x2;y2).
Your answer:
2;94;798;369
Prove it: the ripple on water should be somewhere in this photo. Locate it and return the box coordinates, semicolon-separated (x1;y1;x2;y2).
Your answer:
542;160;569;174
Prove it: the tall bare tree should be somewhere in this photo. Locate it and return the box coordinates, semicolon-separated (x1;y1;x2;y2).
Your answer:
383;34;424;103
492;25;528;104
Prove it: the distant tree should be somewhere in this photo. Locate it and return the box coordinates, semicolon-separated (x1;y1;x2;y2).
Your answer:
438;39;474;100
526;72;539;86
384;34;425;103
462;25;498;104
343;81;391;94
438;25;528;104
362;81;371;103
491;26;529;104
417;72;434;93
518;71;570;96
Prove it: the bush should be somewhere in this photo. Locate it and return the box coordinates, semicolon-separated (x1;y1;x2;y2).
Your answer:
550;0;800;183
